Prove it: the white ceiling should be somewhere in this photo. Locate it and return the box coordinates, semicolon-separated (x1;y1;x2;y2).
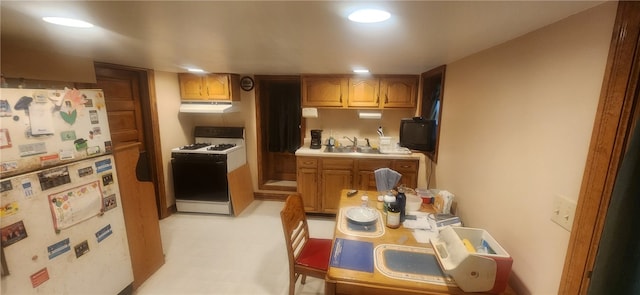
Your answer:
1;1;607;75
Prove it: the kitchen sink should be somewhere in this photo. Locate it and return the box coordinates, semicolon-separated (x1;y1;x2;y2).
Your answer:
324;146;381;154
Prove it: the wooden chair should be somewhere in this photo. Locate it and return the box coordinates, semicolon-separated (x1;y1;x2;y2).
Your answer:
280;194;332;295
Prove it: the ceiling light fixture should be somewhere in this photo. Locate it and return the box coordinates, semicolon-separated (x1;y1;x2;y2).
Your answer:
348;9;391;23
187;68;205;73
353;69;370;74
42;17;94;28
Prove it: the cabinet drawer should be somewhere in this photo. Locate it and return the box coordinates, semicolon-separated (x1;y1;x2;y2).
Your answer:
393;160;418;172
322;158;354;170
358;159;392;171
297;157;318;168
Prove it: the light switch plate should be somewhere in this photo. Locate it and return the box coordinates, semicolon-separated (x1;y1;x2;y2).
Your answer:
551;195;577;231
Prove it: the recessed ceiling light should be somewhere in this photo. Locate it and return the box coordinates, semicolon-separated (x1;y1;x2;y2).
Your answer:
187;68;205;73
348;9;390;23
353;69;370;74
42;17;94;28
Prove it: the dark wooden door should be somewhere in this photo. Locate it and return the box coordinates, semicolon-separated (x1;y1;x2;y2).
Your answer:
76;63;168;217
91;66;145;147
255;76;301;193
76;63;166;289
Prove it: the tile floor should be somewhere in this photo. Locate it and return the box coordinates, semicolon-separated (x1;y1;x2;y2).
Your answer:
134;200;336;295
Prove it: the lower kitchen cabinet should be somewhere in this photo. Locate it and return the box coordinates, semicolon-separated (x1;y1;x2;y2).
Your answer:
321;159;354;214
296;156;418;213
356;159;392;191
393;159;419;189
296;157;319;211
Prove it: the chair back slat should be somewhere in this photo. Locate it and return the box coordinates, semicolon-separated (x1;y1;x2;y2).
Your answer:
281;194;310;258
280;194;330;295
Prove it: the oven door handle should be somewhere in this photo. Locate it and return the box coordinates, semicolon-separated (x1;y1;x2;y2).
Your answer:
171;154;227;165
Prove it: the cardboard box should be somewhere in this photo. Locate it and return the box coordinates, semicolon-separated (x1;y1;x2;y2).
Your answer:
430;226;513;293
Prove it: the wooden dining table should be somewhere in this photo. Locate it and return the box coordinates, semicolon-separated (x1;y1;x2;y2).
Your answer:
324;189;517;295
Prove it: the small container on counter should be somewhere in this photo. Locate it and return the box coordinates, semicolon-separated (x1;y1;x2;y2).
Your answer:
360;194;369;207
416;188;434;204
386;201;401;229
376;195;385;210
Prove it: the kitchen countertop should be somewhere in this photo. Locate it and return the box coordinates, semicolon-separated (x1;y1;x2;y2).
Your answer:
295;145;420;159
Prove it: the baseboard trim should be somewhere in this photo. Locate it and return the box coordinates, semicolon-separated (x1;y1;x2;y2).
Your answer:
118;283;134;295
254;192;289;201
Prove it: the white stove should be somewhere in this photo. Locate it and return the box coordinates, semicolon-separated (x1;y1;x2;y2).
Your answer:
170;126;247;215
171;140;243;155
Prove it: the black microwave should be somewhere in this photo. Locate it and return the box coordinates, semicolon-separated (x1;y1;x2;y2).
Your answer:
399;117;436;152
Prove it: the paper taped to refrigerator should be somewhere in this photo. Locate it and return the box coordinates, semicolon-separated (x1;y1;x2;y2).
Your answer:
48;180;103;230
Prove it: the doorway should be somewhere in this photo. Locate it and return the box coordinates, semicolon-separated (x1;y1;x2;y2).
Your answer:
560;1;640;293
76;63;169;218
255;75;302;192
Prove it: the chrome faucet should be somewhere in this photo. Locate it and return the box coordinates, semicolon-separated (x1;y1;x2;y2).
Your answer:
343;136;357;148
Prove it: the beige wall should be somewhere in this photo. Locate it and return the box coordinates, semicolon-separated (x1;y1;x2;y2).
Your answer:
154;71;194;206
436;2;616;294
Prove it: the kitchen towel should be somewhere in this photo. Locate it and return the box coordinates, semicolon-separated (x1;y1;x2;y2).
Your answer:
330;238;374;273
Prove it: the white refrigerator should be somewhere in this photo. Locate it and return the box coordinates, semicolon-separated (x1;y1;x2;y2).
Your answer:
0;88;134;294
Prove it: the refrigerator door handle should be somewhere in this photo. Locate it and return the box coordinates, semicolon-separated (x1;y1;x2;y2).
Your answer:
136;150;153;182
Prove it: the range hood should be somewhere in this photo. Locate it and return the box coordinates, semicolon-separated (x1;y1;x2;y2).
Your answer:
179;101;238;113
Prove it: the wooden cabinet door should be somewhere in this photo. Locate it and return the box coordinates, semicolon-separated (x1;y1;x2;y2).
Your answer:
297;157;319;212
322;169;353;213
393;159;419;188
356;159;392;191
178;74;206;99
205;74;231;100
114;143;164;288
297;167;319;212
348;77;380;107
380;76;418;108
302;76;347;107
321;158;353;213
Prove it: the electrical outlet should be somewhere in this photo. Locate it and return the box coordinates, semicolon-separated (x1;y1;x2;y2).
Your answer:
551;195;577;231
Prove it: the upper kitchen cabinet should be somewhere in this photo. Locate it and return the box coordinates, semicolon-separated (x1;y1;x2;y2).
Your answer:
349;75;418;108
348;77;380;108
301;75;348;107
379;75;419;108
303;74;418;109
178;73;240;101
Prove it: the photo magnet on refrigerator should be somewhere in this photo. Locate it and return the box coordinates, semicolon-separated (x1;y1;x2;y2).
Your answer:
0;220;28;248
47;238;71;260
74;240;90;258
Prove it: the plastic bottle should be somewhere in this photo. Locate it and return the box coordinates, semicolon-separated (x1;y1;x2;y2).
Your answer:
396;187;407;222
361;194;369;207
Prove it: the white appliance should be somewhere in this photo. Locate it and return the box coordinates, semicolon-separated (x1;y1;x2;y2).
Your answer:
0;88;133;294
178;101;238;113
171;126;246;215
